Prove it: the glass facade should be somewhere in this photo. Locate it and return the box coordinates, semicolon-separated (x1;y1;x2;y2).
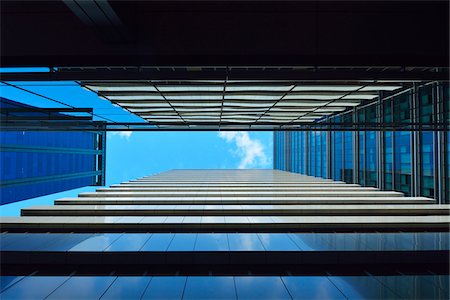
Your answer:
1;274;448;300
0;99;106;204
274;82;449;203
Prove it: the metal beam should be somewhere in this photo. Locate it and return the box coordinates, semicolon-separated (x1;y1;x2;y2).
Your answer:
1;121;448;132
1;68;448;82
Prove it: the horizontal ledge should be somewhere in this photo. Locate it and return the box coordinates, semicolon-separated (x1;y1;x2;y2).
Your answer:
1;216;449;233
54;197;435;205
21;205;450;217
2;251;449;266
78;192;404;198
97;187;379;192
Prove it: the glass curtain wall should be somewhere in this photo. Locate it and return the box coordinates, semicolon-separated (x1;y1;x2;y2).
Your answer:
274;82;449;203
393;93;412;196
333;117;343;181
418;85;435;198
343;114;354;183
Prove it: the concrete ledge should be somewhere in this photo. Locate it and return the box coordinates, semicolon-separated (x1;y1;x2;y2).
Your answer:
21;204;450;216
54;197;435;205
2;250;448;266
1;215;449;232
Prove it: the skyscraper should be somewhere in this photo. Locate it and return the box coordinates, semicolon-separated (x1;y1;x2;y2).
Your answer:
274;82;450;204
1;170;449;299
0;98;106;205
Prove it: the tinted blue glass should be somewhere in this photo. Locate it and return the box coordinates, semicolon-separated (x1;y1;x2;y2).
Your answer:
289;233;333;251
141;276;187;300
40;234;95;251
67;234;122;251
101;276;152;300
46;276;116;300
357;132;366;186
426;275;449;294
104;234;152;252
393;93;412;196
366;131;377;187
0;276;69;300
0;114;100;204
0;276;24;292
235;276;291;300
0;233;62;251
228;233;265;251
315;132;321;177
372;275;448;300
195;234;229;251
421;132;434;197
343;114;354;183
282;276;346;299
332;124;343;180
140;234;174;251
309;132;315;176
167;233;197;251
183;276;236;300
394;131;412;196
257;233;299;251
328;276;399;299
321;131;327;178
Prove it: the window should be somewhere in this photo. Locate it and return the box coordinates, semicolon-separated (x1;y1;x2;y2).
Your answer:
343;114;354;183
393;93;412;196
419;85;435;198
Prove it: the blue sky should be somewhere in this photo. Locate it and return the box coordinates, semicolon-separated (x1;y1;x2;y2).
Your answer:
0;78;273;216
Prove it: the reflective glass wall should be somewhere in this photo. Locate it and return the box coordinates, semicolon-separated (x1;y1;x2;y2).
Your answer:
274;82;449;203
0;100;106;205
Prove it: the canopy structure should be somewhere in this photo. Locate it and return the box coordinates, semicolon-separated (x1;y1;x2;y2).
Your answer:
83;80;403;129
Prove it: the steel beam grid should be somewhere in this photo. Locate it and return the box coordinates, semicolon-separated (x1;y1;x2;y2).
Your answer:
1;66;448;82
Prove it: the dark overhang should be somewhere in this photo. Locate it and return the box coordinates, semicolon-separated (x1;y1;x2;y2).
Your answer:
1;1;449;68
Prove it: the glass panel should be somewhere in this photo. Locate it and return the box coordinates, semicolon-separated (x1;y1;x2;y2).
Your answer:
183;276;236;300
195;234;229;251
0;233;61;251
101;276;152;300
140;234;174;251
105;234;151;252
418;85;436;198
282;276;346;299
373;275;448;300
228;233;265;251
0;276;24;292
46;276;116;300
328;276;399;299
0;276;69;300
289;233;333;251
235;276;291;300
141;276;187;300
322;131;327;178
421;132;435;198
257;234;299;251
343;114;354;183
310;132;315;176
167;233;197;251
365;105;378;187
67;234;122;251
393;93;412;196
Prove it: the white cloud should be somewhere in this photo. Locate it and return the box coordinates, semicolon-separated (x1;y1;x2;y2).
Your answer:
218;131;269;169
110;131;133;140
